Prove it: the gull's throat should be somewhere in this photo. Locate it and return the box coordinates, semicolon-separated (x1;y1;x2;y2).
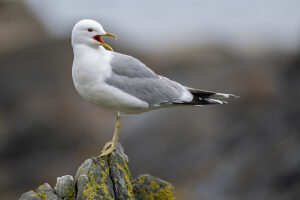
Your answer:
93;35;103;43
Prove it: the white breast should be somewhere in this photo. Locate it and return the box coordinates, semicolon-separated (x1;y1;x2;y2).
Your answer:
72;46;148;114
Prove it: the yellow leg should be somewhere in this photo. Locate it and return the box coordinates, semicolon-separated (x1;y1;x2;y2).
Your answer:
102;141;113;151
100;113;121;157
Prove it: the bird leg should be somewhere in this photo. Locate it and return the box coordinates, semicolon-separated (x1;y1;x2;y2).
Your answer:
100;113;121;157
102;141;113;151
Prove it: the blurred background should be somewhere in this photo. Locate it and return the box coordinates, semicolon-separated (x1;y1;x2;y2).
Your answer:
1;0;300;199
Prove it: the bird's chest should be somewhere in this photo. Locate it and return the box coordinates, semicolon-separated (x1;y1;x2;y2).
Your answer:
72;56;112;103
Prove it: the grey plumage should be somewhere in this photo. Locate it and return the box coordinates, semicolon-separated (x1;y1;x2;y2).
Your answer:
109;52;157;78
106;53;187;106
105;52;236;107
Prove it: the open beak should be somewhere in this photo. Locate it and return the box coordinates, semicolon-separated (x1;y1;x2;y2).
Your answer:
93;32;117;51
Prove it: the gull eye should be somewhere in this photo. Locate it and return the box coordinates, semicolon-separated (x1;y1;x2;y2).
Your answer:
88;28;93;32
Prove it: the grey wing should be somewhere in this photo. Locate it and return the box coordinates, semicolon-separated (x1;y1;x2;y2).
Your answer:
109;52;158;78
106;53;189;106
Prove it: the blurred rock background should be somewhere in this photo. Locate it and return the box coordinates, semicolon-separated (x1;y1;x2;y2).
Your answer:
0;1;300;200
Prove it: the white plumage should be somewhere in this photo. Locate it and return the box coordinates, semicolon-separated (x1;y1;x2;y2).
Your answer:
71;19;238;156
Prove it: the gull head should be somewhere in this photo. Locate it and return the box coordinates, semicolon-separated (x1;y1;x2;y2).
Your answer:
71;19;117;51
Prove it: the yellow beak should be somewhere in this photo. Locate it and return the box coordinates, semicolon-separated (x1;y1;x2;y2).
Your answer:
96;32;117;51
103;32;117;39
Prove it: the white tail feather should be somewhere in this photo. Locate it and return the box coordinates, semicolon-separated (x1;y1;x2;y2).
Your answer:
212;93;239;99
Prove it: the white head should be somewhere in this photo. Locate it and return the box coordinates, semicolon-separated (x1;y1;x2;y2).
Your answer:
71;19;117;51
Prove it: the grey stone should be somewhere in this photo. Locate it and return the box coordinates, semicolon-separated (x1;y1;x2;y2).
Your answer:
109;143;134;200
19;143;175;200
19;190;43;200
132;174;175;200
76;174;89;200
54;175;75;200
75;156;115;200
35;183;60;200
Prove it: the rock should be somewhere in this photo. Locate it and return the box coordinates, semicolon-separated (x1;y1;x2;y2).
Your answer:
132;174;175;200
109;143;134;200
74;142;134;200
76;174;89;200
35;183;60;200
19;191;43;200
19;143;176;200
54;175;75;200
75;155;115;200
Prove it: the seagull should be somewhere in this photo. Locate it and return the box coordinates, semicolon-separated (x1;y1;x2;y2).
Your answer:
71;19;238;156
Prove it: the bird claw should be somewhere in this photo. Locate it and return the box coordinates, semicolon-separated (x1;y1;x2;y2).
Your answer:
99;113;121;157
99;141;116;157
103;141;113;151
100;144;116;157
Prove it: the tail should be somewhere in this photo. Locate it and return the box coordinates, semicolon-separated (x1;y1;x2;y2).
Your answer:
178;87;239;106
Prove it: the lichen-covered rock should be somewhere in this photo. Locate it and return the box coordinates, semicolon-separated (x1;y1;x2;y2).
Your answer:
54;175;75;200
35;183;60;200
19;143;176;200
76;174;89;200
132;174;175;200
109;143;134;200
19;190;43;200
75;156;115;200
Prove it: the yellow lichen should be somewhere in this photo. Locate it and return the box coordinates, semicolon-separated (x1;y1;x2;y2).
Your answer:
36;193;47;200
136;179;175;200
101;167;109;183
116;162;134;199
138;176;145;184
150;181;160;189
100;159;106;167
165;185;175;199
100;183;113;199
67;187;75;200
30;191;38;197
156;185;175;200
141;188;154;200
82;171;114;200
38;185;47;189
108;155;114;166
82;187;89;197
100;168;114;200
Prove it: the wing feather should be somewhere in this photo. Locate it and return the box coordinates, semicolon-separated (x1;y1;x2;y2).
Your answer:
106;53;190;106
